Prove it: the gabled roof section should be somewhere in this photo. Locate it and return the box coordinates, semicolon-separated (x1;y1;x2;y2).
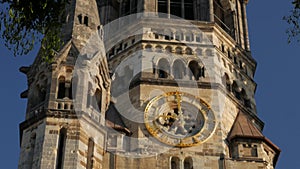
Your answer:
105;102;132;135
228;111;263;140
53;40;79;65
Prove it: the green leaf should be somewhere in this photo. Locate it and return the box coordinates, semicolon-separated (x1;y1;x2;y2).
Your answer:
43;2;47;9
8;8;14;18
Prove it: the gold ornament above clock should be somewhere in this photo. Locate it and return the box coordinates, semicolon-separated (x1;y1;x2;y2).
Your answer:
144;91;217;147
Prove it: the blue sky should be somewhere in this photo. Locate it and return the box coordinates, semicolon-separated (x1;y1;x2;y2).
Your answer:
0;1;299;168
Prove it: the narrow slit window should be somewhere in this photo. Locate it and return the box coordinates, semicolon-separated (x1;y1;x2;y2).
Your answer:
57;77;66;99
95;89;102;111
28;133;36;169
84;16;89;26
56;128;67;169
78;14;82;24
86;138;95;169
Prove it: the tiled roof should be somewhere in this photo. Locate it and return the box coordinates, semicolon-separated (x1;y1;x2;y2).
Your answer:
228;112;264;140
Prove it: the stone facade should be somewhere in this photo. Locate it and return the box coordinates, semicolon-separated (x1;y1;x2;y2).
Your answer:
18;0;280;169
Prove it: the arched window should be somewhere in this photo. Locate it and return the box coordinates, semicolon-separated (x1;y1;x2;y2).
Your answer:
184;157;193;169
28;133;36;169
157;58;170;78
155;45;163;53
165;46;172;53
222;58;227;68
241;89;251;108
57;76;72;99
31;73;47;108
222;73;231;92
78;14;82;24
56;128;67;169
188;61;204;80
232;81;241;100
195;48;202;56
145;44;152;51
165;30;173;40
173;59;185;79
86;138;95;169
240;88;246;100
221;44;225;53
175;32;182;41
95;89;102;111
39;75;47;102
185;34;192;42
57;77;66;99
84;16;89;26
227;50;232;58
185;47;193;55
175;47;183;54
234;57;238;64
64;80;71;99
170;157;180;169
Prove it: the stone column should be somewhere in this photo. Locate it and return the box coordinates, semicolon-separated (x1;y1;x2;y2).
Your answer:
241;0;250;51
236;0;244;48
209;0;214;22
232;11;239;42
167;0;171;18
119;0;123;17
181;0;185;18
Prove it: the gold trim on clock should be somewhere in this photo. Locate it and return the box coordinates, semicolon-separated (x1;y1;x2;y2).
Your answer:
144;91;217;147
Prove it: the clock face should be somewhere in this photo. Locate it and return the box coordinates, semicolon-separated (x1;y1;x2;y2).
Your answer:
144;91;216;147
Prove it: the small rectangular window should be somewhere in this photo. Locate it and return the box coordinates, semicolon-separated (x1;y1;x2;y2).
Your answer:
158;0;168;17
170;0;182;18
86;138;95;169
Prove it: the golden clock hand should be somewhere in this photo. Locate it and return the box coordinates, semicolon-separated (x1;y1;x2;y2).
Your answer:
176;91;182;112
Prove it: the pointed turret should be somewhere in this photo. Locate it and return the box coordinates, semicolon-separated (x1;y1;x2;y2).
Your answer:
227;112;281;168
61;0;102;50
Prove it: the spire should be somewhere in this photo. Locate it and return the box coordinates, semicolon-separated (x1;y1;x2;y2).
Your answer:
61;0;102;50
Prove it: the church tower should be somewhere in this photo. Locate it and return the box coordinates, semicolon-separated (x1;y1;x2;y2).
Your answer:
18;0;280;169
18;0;114;168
